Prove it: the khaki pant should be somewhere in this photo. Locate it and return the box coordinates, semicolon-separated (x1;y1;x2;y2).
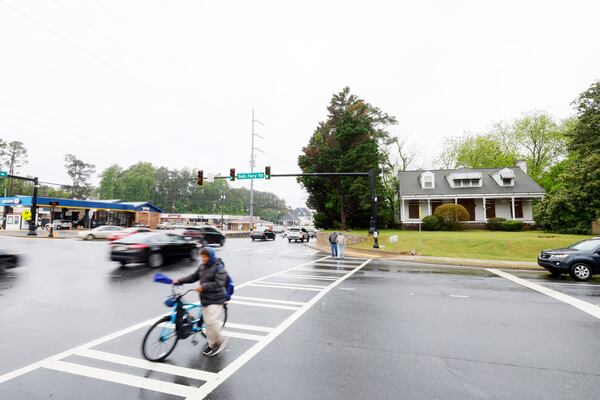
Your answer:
203;304;225;348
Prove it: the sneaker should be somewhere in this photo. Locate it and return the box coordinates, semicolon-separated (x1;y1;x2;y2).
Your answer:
202;345;214;356
208;336;229;356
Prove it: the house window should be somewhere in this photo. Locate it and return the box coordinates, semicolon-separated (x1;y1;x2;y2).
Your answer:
453;178;481;187
502;177;513;186
408;201;420;219
420;172;435;189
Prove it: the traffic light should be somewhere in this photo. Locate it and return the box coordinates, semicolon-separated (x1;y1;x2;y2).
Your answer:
265;166;271;179
229;168;236;181
196;170;204;186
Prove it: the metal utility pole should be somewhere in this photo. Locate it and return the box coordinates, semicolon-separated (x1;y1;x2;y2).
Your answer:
249;108;264;231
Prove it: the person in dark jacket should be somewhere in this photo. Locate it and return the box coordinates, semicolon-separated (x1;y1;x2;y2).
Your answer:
328;232;338;258
173;247;228;357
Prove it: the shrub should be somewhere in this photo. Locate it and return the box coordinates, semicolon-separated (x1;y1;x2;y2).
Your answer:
501;220;525;231
487;217;507;231
434;204;470;223
422;215;442;231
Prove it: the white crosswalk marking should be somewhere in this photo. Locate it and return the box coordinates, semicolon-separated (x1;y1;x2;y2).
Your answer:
74;348;217;382
45;361;200;397
248;283;323;292
228;299;302;310
0;254;373;400
231;296;307;306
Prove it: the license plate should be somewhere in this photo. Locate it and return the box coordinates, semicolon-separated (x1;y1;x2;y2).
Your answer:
114;246;127;251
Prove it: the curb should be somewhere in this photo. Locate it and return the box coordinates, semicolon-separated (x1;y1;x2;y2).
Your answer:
305;243;543;271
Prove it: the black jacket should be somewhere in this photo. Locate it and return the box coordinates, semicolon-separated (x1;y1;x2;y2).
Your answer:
178;258;227;306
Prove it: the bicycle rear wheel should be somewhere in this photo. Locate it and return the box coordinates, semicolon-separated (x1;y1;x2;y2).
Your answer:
141;316;179;361
197;304;228;338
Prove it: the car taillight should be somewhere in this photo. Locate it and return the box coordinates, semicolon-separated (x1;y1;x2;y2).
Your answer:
129;244;149;249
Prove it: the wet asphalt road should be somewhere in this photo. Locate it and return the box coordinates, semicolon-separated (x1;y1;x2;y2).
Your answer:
0;236;599;399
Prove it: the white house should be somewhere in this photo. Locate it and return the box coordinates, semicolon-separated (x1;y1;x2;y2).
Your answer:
398;162;545;224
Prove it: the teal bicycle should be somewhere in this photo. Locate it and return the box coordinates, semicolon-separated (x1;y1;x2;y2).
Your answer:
141;273;227;362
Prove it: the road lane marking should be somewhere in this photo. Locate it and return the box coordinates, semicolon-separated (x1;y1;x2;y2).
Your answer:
222;330;264;341
255;281;327;289
74;348;217;382
449;295;469;298
223;322;275;333
231;296;307;306
246;283;323;292
44;360;200;397
315;259;365;264
228;300;302;310
278;274;338;281
537;281;600;288
487;269;600;319
186;258;373;400
308;263;355;269
0;255;332;385
295;268;349;274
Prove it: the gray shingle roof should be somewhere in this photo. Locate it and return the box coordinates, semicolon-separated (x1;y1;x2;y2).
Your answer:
398;167;544;196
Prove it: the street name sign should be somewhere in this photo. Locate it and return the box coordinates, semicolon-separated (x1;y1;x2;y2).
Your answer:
237;172;265;180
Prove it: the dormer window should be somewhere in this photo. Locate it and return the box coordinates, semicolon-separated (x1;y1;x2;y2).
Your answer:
496;168;515;187
419;171;435;189
448;172;482;188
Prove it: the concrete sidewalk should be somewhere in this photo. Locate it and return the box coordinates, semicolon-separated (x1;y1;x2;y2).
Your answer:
306;242;542;270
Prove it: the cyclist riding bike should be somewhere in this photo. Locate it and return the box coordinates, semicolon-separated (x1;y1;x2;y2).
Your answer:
172;247;229;357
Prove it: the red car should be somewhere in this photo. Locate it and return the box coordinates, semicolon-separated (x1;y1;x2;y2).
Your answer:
108;227;152;241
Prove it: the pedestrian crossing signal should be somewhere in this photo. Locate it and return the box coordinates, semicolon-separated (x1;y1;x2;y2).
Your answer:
265;166;271;179
229;168;236;181
197;170;204;186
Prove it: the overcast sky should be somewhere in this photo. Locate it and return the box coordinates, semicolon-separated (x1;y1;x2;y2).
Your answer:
1;0;599;208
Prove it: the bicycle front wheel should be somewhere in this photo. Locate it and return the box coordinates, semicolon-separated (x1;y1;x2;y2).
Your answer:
141;316;179;361
198;304;228;338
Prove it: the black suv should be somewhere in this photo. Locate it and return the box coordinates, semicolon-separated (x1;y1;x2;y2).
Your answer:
538;237;600;281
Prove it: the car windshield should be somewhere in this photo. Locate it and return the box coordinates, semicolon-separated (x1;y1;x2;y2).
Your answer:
569;240;600;252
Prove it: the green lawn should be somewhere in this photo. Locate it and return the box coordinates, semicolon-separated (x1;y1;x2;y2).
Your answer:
346;230;593;262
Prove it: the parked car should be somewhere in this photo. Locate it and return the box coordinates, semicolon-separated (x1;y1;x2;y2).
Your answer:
287;227;310;243
538;237;600;281
110;232;199;268
0;250;19;269
108;227;152;241
78;225;123;240
251;228;276;241
179;226;226;247
45;219;73;230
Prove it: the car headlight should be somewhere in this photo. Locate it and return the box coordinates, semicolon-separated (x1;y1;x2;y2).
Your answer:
550;254;569;260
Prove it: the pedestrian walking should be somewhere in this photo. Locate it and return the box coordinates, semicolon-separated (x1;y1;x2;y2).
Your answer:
328;232;338;258
336;232;346;259
172;247;229;357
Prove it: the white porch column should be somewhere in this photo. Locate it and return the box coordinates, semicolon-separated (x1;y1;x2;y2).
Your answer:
454;198;457;204
511;197;515;219
427;198;431;216
400;199;404;222
483;197;487;222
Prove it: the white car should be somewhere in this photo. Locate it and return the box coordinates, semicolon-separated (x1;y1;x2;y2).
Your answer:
78;226;123;240
287;227;310;243
45;220;72;230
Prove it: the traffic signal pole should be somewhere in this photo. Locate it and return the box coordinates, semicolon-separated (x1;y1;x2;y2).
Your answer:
197;168;380;248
